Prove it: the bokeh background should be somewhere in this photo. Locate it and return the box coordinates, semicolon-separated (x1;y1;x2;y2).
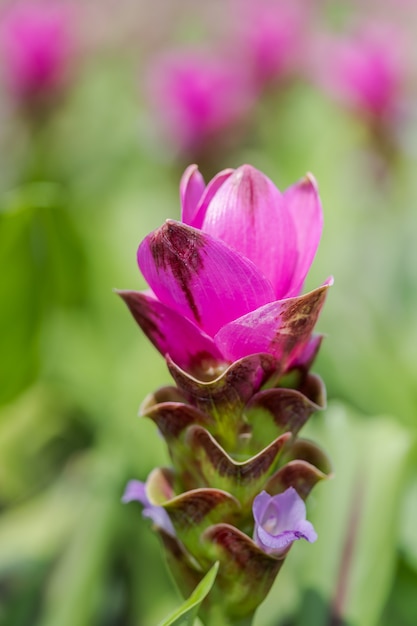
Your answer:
1;0;417;624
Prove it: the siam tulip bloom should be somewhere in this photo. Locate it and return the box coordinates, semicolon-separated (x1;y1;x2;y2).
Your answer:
146;49;255;155
119;164;331;377
253;487;317;555
121;163;332;622
313;22;407;123
231;0;309;88
0;0;75;103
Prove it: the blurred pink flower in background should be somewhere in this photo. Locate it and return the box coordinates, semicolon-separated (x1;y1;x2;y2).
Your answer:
146;48;256;156
0;0;75;103
231;0;309;88
313;22;408;123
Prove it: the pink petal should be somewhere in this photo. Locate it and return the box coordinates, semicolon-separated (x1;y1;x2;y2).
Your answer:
288;334;323;371
200;164;298;298
283;174;323;297
117;289;224;371
190;168;234;229
180;164;206;225
137;220;275;337
214;282;332;363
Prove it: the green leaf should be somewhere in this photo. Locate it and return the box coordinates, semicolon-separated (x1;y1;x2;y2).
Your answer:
0;183;87;405
158;561;219;626
398;475;417;572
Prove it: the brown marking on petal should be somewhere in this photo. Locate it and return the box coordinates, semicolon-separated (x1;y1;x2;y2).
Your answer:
149;221;205;324
280;289;324;333
270;286;329;357
299;172;318;194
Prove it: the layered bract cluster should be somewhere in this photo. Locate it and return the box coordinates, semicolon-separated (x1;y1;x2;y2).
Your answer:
120;164;331;377
120;165;332;622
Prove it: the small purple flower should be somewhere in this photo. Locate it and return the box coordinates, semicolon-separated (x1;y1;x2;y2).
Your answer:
122;479;175;536
253;488;317;556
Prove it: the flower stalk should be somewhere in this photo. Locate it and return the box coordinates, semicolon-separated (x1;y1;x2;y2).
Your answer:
120;164;332;623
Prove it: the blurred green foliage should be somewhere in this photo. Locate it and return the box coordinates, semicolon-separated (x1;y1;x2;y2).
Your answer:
1;2;417;626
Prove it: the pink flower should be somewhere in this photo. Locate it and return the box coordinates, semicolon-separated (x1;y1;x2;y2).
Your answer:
119;164;331;375
146;49;255;154
231;0;308;87
0;0;75;101
314;22;407;121
253;488;317;556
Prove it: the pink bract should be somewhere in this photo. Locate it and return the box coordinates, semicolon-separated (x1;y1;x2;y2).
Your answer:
146;49;255;154
119;165;330;375
313;22;407;121
231;0;308;87
0;0;75;100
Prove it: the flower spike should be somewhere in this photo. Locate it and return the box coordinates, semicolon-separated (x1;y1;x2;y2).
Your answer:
120;163;332;622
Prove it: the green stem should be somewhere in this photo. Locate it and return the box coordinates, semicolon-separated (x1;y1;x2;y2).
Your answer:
201;606;254;626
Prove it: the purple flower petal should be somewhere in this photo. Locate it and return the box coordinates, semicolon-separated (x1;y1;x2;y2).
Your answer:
122;479;148;505
283;174;323;297
122;479;175;536
180;164;206;225
253;488;317;556
137;220;275;337
117;289;224;372
200;165;298;299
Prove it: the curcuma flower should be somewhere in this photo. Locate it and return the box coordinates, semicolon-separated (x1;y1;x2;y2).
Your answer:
231;0;309;88
119;164;331;378
312;22;407;124
253;488;317;556
121;164;332;624
0;0;75;105
146;50;255;157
